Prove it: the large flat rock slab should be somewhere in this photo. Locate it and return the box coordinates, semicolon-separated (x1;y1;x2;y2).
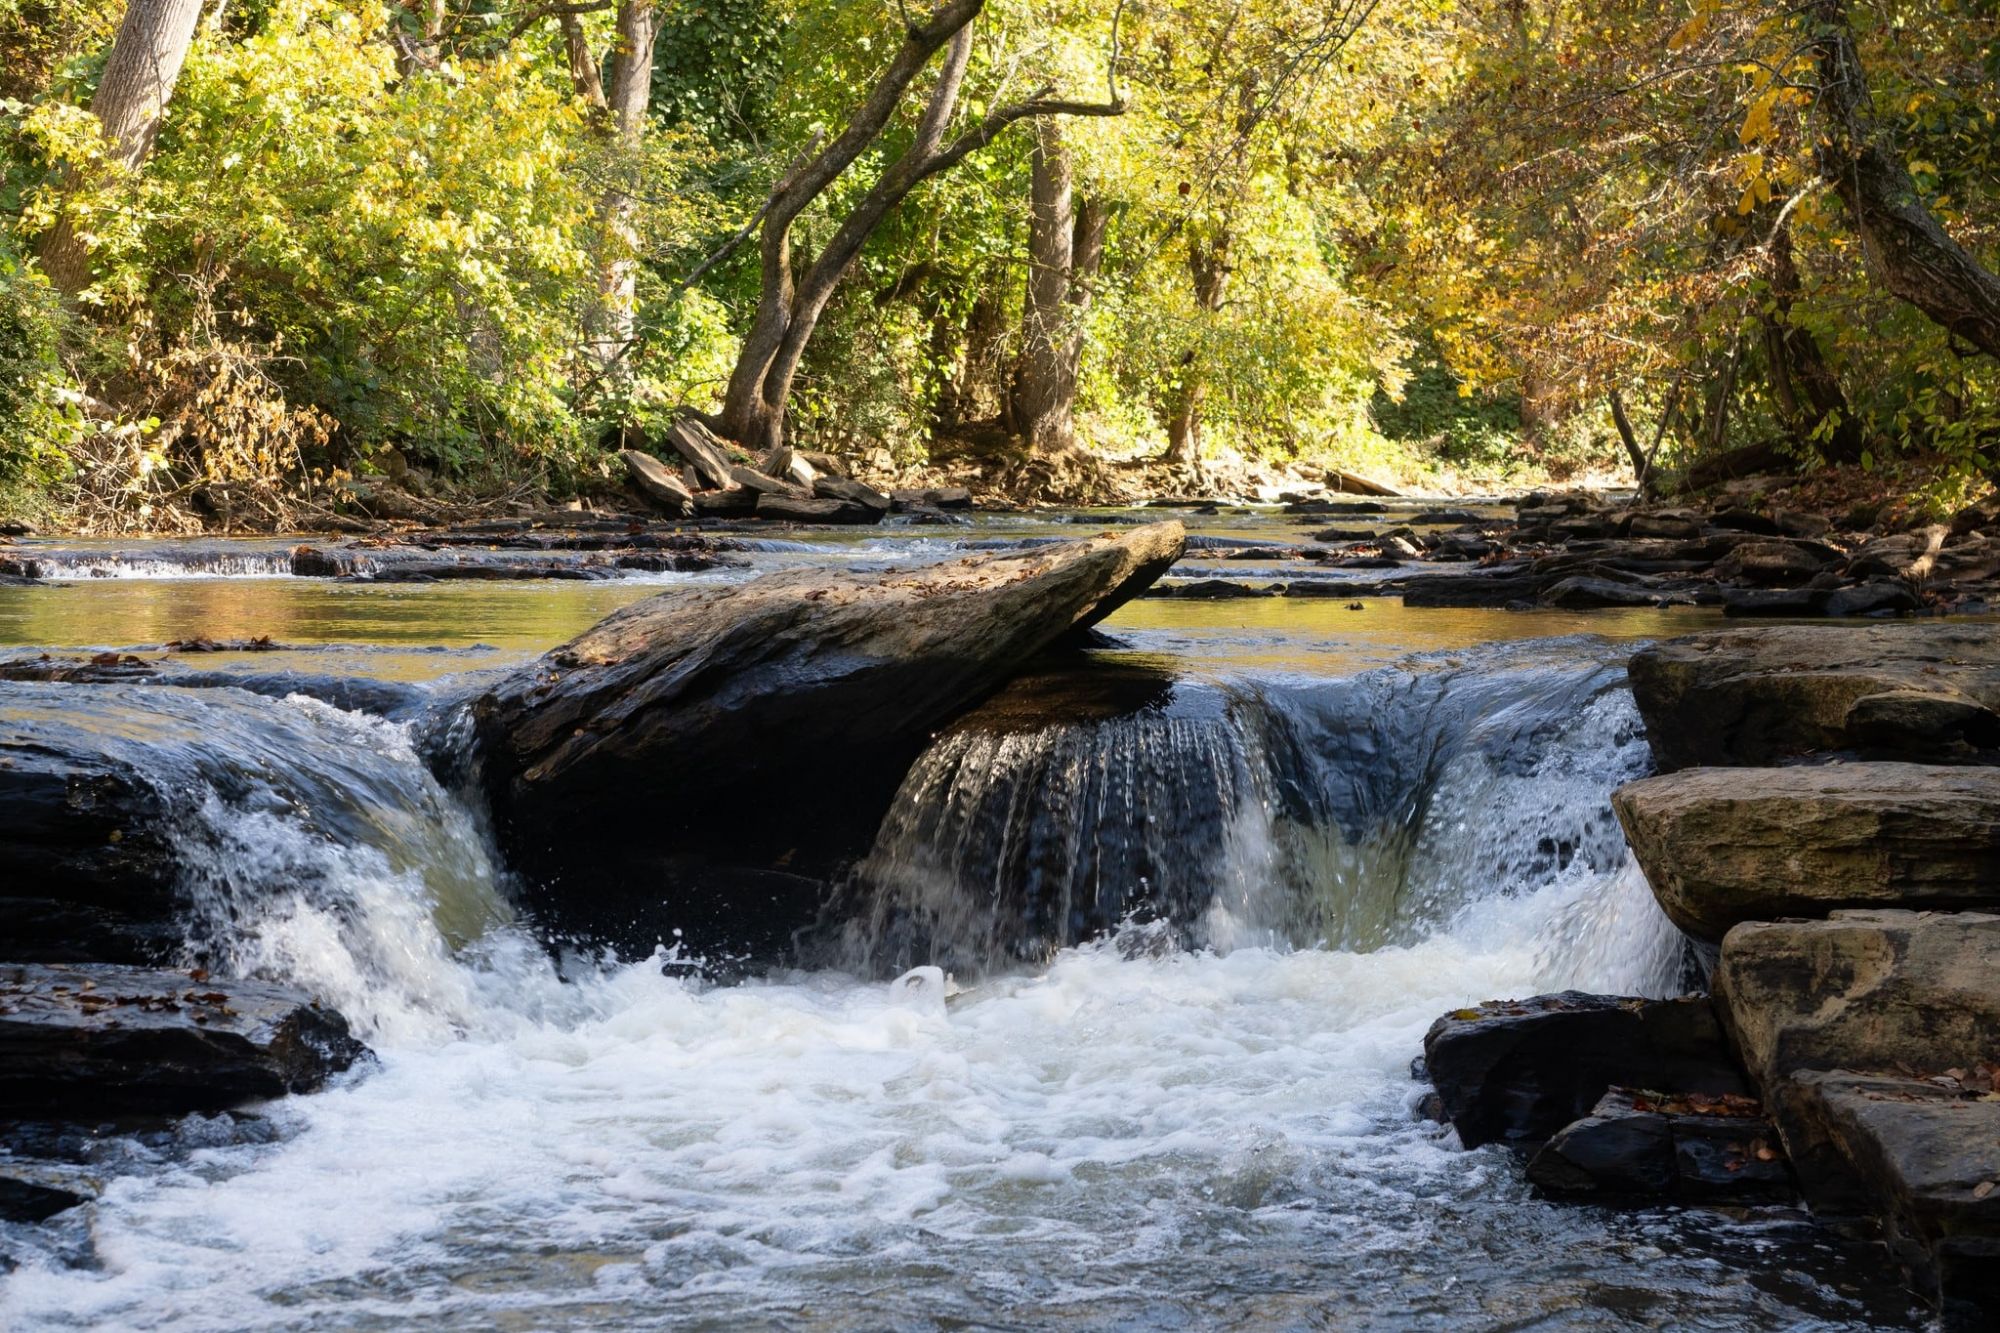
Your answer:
1714;911;2000;1203
1614;764;2000;939
0;963;369;1116
1628;624;2000;770
470;524;1184;955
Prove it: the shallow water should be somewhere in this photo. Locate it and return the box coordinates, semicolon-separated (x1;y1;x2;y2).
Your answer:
0;524;1929;1330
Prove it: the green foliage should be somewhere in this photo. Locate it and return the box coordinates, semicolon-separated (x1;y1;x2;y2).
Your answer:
0;237;82;502
1371;347;1522;468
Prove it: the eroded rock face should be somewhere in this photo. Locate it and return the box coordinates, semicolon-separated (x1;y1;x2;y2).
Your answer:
1714;911;2000;1205
1789;1071;2000;1329
0;963;370;1117
1628;624;2000;770
1614;765;2000;939
1421;992;1749;1149
471;524;1186;955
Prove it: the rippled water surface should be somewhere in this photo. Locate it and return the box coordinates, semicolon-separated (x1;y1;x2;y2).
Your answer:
0;517;1927;1330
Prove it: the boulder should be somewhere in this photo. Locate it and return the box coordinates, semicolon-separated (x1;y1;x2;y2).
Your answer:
0;963;369;1117
1626;624;2000;769
727;464;813;499
1525;1088;1788;1201
1628;510;1704;540
1614;765;2000;939
890;486;973;511
470;523;1186;955
1787;1070;2000;1328
1714;539;1830;586
620;449;695;516
1714;910;2000;1204
753;493;881;524
0;1161;99;1222
812;476;892;514
1539;576;1686;610
665;419;738;490
1420;992;1749;1149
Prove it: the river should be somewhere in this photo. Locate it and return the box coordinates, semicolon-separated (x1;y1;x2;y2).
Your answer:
0;509;1926;1330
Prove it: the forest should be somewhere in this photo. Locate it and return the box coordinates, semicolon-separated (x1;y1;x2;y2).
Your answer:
1;0;1996;527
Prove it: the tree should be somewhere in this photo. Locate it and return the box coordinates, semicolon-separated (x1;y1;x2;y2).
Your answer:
1807;0;2000;360
715;0;1120;455
1007;121;1108;454
37;0;205;294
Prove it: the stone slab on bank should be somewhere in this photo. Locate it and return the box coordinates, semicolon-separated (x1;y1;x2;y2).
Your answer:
1614;764;2000;940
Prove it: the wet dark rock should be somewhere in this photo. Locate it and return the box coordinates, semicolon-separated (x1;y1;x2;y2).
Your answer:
1421;992;1750;1149
1311;527;1377;543
693;487;757;517
0;963;369;1117
1408;510;1486;526
0;556;45;580
1615;765;2000;939
0;1161;99;1221
1711;508;1784;536
289;545;355;577
1525;1088;1789;1201
1627;624;2000;770
471;524;1186;956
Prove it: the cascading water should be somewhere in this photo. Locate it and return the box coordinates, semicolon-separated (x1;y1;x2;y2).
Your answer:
0;646;1916;1330
833;639;1678;985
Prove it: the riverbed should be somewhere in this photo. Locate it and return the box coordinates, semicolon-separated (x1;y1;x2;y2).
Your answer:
0;511;1927;1330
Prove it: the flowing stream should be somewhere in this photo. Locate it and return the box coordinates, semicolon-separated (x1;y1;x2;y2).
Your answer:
0;514;1925;1330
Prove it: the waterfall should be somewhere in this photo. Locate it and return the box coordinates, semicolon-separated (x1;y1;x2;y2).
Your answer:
828;638;1675;984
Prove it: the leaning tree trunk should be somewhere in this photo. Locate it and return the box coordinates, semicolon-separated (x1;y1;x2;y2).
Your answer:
1162;235;1229;466
715;0;1120;454
1008;122;1108;454
1761;219;1864;461
38;0;206;295
1808;0;2000;359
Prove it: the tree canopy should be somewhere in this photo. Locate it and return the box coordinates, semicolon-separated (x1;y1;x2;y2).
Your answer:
2;0;1996;523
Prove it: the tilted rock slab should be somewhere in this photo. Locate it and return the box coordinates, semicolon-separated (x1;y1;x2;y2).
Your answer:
1715;910;2000;1204
0;962;370;1117
470;524;1185;953
1628;624;2000;770
1614;764;2000;939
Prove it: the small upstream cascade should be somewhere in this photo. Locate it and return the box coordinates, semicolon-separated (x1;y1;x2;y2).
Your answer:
5;644;1836;1333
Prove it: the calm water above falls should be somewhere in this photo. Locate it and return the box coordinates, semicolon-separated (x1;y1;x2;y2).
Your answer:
0;525;1925;1330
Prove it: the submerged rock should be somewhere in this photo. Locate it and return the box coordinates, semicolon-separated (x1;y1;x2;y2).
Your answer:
471;524;1185;955
1627;625;2000;769
0;963;369;1117
1421;992;1750;1149
1614;764;2000;939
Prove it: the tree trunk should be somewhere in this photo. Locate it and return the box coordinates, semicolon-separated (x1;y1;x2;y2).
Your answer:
561;13;608;112
1008;122;1107;454
583;0;656;373
1761;219;1864;461
38;0;206;295
1161;235;1228;466
1807;0;2000;359
714;0;1120;453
